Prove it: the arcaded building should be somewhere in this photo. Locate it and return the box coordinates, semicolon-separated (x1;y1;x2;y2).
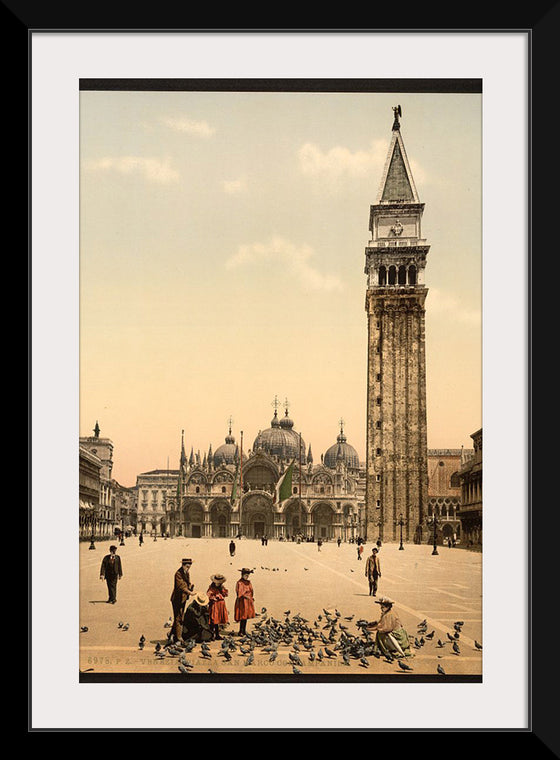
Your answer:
457;428;483;546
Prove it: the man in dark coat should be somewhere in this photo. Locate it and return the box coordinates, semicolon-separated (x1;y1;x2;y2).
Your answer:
100;545;123;604
365;547;381;596
170;558;195;643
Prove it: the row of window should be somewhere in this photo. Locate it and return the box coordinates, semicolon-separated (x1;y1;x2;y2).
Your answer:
377;264;417;286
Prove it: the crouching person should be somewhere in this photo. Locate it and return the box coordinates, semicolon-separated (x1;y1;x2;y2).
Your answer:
367;596;412;658
182;592;213;643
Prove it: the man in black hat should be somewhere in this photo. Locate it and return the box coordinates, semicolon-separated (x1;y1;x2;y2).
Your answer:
100;545;123;604
169;558;195;644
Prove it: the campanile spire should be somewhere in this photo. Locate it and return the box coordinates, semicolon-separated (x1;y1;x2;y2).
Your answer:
364;107;429;544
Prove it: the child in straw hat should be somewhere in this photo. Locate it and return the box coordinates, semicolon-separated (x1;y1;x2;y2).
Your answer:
207;573;229;640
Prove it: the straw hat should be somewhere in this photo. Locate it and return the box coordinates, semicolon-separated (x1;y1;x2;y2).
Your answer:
190;592;209;607
211;573;226;584
374;596;395;606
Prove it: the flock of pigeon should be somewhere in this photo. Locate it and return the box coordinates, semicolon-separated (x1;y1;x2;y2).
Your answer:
126;609;483;676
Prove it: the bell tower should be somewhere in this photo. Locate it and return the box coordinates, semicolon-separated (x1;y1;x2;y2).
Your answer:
364;106;429;544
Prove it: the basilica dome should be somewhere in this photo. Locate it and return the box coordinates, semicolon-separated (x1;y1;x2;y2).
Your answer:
323;425;360;471
253;409;306;462
213;428;239;468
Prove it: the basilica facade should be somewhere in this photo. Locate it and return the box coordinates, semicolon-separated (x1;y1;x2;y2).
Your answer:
160;407;365;541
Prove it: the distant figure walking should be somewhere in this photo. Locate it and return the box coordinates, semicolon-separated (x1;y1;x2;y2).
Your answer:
357;544;364;561
317;538;323;552
207;573;229;640
139;533;144;546
365;547;381;596
337;537;341;548
100;545;123;604
234;568;255;636
229;539;236;557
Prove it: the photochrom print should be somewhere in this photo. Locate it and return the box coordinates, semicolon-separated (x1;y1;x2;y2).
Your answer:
78;81;483;682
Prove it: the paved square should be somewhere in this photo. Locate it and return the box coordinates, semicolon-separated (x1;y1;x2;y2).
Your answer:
80;537;482;678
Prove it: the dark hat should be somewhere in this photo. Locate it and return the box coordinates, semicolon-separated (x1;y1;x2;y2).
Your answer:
372;547;378;552
109;545;117;551
182;558;193;564
211;573;226;583
238;568;253;574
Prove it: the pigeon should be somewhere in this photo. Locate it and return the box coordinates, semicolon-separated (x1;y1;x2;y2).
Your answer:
304;567;309;571
284;611;291;616
245;652;254;666
317;649;324;661
122;623;129;631
437;639;446;648
452;642;461;655
154;643;162;653
425;631;435;639
344;616;354;621
324;647;337;659
261;607;267;614
360;657;370;668
269;651;278;662
308;652;316;662
474;640;483;650
80;626;88;633
292;666;302;674
454;621;464;627
178;663;191;674
447;633;455;642
437;664;446;675
117;622;123;629
398;659;413;671
289;653;303;667
207;669;217;674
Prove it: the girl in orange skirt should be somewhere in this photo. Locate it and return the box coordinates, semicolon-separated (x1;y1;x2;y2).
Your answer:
207;573;229;640
234;568;255;636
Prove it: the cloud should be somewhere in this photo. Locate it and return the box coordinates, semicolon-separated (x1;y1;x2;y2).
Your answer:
428;288;481;326
160;116;216;138
298;138;388;179
226;236;343;293
221;178;247;195
84;156;180;184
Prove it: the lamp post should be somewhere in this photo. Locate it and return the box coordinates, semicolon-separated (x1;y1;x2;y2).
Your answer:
119;516;125;546
429;513;439;555
398;513;405;550
88;510;96;550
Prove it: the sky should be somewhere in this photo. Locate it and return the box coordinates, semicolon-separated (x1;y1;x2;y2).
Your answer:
79;87;482;487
